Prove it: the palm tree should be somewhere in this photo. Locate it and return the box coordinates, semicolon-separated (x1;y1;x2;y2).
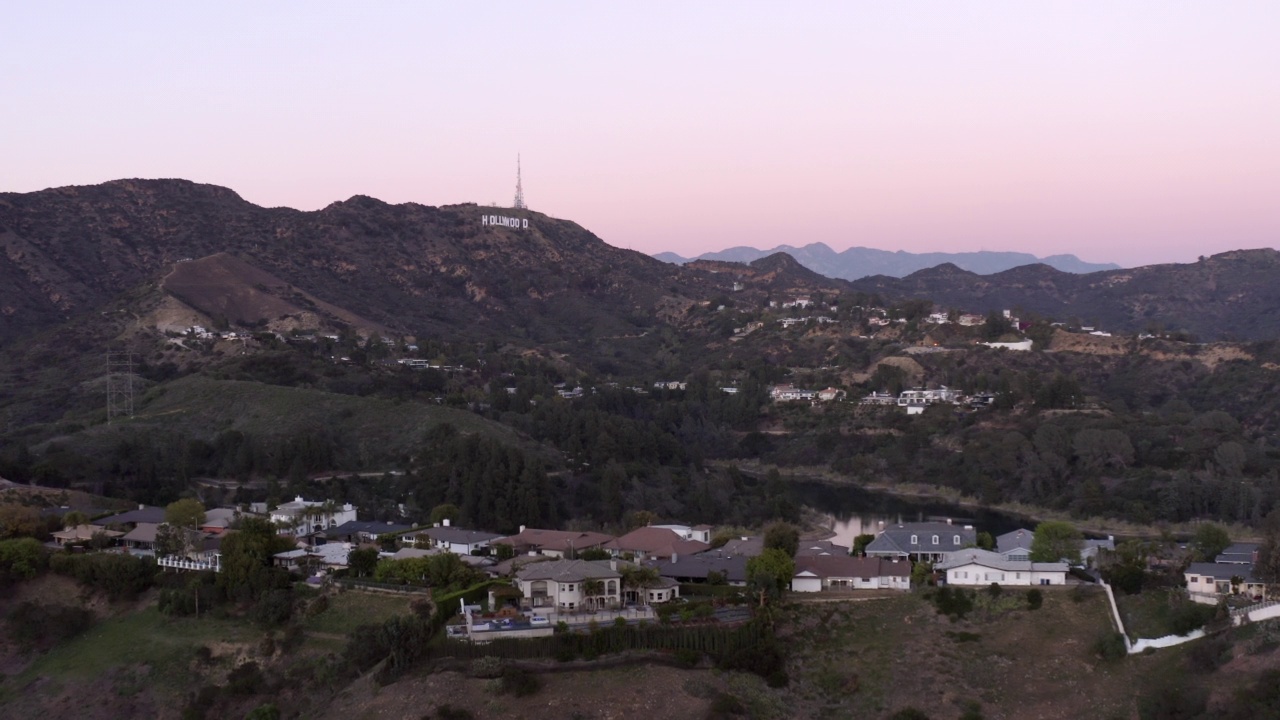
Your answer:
582;579;605;609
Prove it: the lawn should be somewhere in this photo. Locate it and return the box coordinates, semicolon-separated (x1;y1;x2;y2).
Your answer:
8;606;261;701
303;588;415;636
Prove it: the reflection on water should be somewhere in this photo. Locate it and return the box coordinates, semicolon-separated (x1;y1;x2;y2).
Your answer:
790;481;1029;547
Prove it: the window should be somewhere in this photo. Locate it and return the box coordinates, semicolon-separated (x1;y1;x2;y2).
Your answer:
932;535;939;545
566;584;575;592
1189;576;1198;583
953;535;960;545
910;534;918;545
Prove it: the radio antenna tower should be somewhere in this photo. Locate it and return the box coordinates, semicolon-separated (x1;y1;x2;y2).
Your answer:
513;154;526;210
106;351;135;425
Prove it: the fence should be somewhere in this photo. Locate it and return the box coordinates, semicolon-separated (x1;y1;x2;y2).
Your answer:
425;620;769;663
337;578;430;594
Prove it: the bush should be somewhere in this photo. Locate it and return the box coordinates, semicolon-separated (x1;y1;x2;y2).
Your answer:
1026;589;1044;610
932;587;974;620
497;666;541;697
1187;633;1233;673
1093;632;1128;661
306;594;330;618
49;552;156;600
1169;602;1217;636
888;709;931;720
1137;680;1208;720
469;655;504;679
6;601;95;650
227;661;267;696
986;583;1002;598
252;589;295;627
675;647;701;668
706;692;747;719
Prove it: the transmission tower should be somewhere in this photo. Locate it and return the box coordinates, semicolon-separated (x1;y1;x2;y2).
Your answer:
513;154;526;210
106;351;135;424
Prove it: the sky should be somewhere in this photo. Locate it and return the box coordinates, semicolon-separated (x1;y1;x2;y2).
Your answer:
2;2;1278;267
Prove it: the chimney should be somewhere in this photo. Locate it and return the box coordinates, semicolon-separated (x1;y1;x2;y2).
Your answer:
433;522;440;528
138;503;145;511
946;518;952;525
671;552;678;563
519;525;526;534
741;536;748;542
443;518;451;527
609;559;617;571
963;525;973;531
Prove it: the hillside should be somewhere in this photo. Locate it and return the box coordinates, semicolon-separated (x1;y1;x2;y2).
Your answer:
658;242;1120;278
847;250;1280;340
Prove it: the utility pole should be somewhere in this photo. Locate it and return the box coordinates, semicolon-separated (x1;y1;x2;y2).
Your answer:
106;351;135;425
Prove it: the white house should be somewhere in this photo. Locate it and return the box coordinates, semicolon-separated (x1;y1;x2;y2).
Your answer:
650;524;714;544
269;497;358;535
514;559;623;611
937;549;1068;586
416;522;504;554
790;556;911;592
770;384;818;402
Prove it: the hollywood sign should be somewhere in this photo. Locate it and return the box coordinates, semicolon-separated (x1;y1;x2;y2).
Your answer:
481;215;528;229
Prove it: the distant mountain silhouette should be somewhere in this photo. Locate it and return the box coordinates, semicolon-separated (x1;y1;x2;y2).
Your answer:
655;242;1120;279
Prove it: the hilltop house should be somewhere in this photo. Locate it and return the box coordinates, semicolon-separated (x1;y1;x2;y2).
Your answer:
650;524;714;544
995;528;1035;561
864;522;977;564
514;559;623;611
268;497;358;535
324;520;413;545
937;549;1068;586
770;384;818;402
657;554;749;586
1185;562;1268;603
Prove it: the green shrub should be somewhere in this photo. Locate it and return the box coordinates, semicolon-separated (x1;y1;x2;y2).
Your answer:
1093;631;1128;661
497;666;541;697
6;601;94;650
1026;589;1043;610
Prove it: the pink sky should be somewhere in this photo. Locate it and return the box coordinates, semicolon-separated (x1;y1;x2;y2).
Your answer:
3;2;1278;267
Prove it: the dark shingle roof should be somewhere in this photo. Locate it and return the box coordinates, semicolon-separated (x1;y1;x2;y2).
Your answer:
325;520;413;537
421;527;504;545
93;506;166;526
865;522;977;556
515;559;621;583
656;555;748;583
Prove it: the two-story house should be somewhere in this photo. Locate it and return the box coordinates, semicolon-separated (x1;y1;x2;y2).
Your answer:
864;521;978;564
514;559;623;611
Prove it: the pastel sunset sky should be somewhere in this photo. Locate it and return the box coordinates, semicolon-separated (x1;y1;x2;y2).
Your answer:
4;2;1278;267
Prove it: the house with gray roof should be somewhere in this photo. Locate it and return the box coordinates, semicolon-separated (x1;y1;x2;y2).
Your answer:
995;528;1035;561
1215;543;1259;565
796;540;851;557
656;553;749;586
865;522;978;564
324;520;413;545
704;536;764;558
1184;561;1268;602
936;548;1068;586
415;523;505;554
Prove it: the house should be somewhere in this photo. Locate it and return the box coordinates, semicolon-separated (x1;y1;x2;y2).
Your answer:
514;559;623;611
957;314;985;326
981;339;1033;351
1082;536;1115;567
93;504;166;528
817;387;845;402
864;522;977;564
782;296;812;309
199;507;250;534
995;528;1035;561
1215;543;1259;565
120;522;160;554
937;549;1068;586
702;536;764;558
770;384;817;402
796;540;851;557
657;554;749;586
650;524;714;544
604;527;710;561
324;520;413;545
897;386;958;409
790;556;911;592
269;497;358;535
415;523;504;554
274;542;353;572
492;527;615;558
52;524;123;546
926;312;950;324
861;392;898;406
1184;562;1268;603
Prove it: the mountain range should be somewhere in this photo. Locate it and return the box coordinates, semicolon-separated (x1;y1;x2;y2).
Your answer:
654;243;1120;279
2;179;1279;362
